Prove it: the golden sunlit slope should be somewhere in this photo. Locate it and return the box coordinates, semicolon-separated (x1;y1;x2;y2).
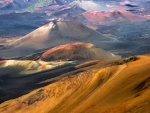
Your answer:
0;21;112;59
40;42;121;61
0;60;75;77
1;54;150;113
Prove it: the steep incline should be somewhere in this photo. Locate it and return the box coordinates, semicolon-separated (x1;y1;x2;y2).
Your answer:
1;54;150;113
0;21;111;59
40;42;121;61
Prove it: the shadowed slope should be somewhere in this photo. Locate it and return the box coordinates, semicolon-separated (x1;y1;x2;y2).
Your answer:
1;54;150;113
19;42;121;61
0;60;75;77
0;21;111;59
0;58;115;104
0;0;21;10
0;0;13;9
0;0;36;10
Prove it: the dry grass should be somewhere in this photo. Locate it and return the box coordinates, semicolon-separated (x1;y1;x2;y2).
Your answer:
0;54;150;113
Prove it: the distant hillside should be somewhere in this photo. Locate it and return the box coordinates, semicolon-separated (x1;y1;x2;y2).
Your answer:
0;0;13;9
0;0;21;10
51;5;85;18
68;1;102;11
73;9;147;25
0;0;36;10
24;0;73;12
0;21;112;59
24;0;53;12
40;42;121;61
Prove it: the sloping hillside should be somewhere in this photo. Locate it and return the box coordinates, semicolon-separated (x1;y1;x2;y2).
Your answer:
1;54;150;113
0;60;75;77
40;42;121;61
73;9;147;25
0;21;111;59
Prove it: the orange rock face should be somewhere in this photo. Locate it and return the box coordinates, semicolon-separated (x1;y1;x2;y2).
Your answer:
1;54;150;113
41;42;120;61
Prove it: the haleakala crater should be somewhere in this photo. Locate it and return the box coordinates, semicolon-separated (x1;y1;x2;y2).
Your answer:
0;0;150;113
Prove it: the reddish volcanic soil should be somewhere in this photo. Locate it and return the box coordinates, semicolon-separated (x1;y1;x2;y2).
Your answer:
79;9;147;25
40;42;120;61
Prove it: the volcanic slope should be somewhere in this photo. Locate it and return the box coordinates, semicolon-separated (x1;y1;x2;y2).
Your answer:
20;42;121;61
73;9;147;25
0;0;37;10
1;54;150;113
68;1;102;11
0;60;75;77
40;42;121;61
0;21;112;59
0;0;21;10
51;5;86;18
0;0;12;9
24;0;73;12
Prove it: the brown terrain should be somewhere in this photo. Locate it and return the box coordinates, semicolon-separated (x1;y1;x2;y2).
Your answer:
0;53;150;113
0;21;112;59
40;42;121;61
0;1;150;113
73;9;147;25
0;42;120;78
0;42;120;104
18;42;120;61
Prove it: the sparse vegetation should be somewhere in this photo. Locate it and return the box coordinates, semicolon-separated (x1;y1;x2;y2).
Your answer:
21;89;45;105
114;56;138;65
1;55;150;113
